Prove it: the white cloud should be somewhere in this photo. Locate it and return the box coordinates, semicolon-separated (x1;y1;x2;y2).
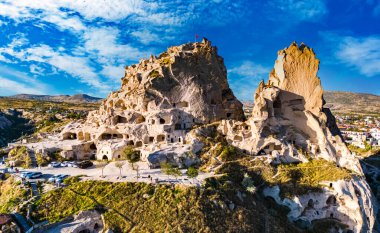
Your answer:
0;0;151;23
269;0;327;21
0;54;10;62
131;29;160;45
332;35;380;77
29;64;45;75
228;61;270;100
337;37;380;76
0;77;45;95
0;42;109;91
101;65;124;81
42;14;85;32
83;27;147;63
0;65;52;95
229;61;269;77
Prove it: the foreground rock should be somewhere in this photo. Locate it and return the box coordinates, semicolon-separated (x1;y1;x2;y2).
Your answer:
34;210;104;233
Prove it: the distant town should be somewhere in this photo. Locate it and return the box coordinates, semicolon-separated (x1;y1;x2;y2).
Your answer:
337;114;380;150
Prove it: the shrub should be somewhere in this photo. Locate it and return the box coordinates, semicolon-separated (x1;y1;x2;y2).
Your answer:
186;167;199;179
63;176;81;186
149;70;161;78
219;145;241;162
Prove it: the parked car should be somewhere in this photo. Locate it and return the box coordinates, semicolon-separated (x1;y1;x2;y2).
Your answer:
60;161;70;167
20;172;33;178
27;172;43;179
48;162;61;168
78;160;93;169
48;174;61;183
67;161;79;168
55;174;69;183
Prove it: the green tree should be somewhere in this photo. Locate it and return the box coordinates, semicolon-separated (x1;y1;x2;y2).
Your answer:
123;146;141;169
96;160;109;178
23;154;32;169
186;167;198;182
36;153;46;168
170;167;182;181
123;146;141;180
160;162;181;181
36;181;43;195
115;161;125;178
160;162;172;180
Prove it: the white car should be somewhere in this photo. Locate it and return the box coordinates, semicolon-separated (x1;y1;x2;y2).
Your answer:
67;162;79;168
48;162;61;168
48;174;62;183
61;161;70;167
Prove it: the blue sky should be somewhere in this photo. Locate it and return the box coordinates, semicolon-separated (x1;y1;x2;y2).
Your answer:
0;0;379;100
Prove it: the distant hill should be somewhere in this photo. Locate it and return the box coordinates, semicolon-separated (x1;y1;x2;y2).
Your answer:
6;94;102;104
242;91;380;115
323;91;380;114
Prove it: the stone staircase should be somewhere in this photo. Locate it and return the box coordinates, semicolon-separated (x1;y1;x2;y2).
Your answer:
29;150;37;168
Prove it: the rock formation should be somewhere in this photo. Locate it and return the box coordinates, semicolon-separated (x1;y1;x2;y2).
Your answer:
218;42;378;232
35;210;104;233
61;38;244;161
219;42;360;173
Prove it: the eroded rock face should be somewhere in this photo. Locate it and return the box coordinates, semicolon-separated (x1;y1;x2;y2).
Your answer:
219;42;377;232
220;42;360;173
264;178;377;233
61;38;244;161
39;210;104;233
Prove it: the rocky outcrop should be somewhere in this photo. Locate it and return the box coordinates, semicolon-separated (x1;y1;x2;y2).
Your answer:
264;178;377;232
61;38;244;161
35;210;104;233
218;42;377;232
220;42;360;173
0;112;12;130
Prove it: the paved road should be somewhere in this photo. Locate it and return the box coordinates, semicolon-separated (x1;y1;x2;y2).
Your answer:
2;162;212;186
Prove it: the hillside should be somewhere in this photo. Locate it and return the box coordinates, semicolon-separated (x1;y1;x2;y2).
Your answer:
243;91;380;116
5;94;102;104
0;98;100;147
30;178;340;233
323;91;380;114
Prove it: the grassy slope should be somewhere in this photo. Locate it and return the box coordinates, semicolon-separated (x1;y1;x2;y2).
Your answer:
32;180;302;233
30;156;354;233
0;177;27;213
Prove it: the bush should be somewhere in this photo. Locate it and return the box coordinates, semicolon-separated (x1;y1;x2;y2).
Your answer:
219;145;241;162
63;176;81;186
123;146;141;169
149;70;161;78
186;167;199;179
8;146;32;168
